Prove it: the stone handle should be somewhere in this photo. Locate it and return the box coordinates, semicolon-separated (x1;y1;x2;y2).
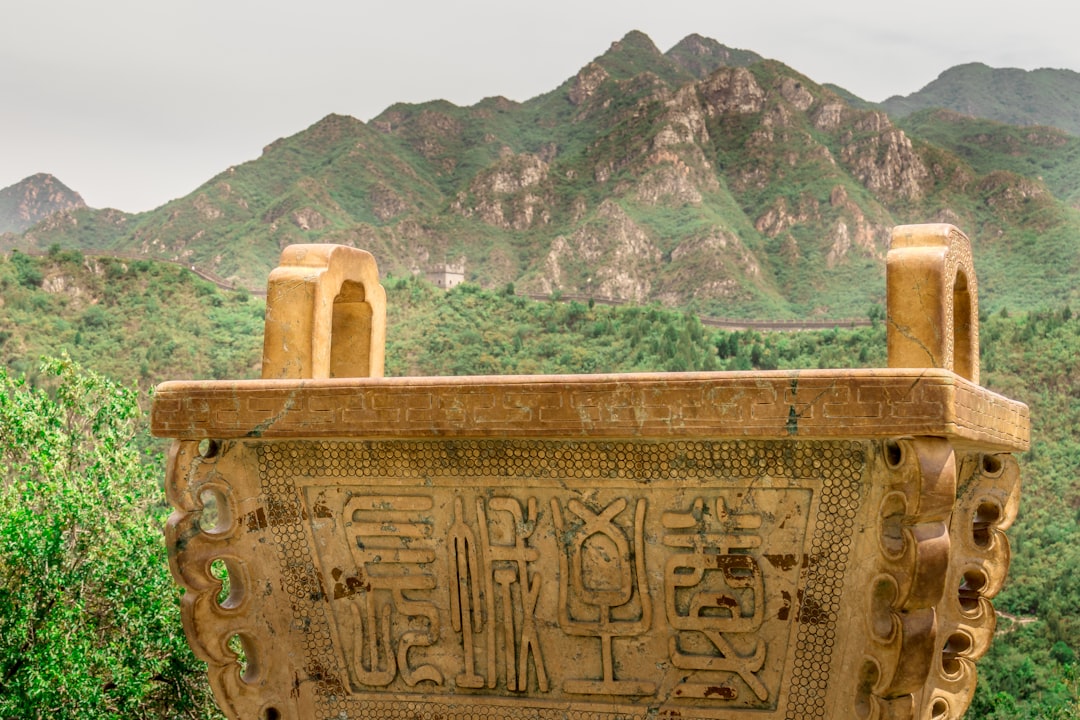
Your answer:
261;244;386;379
886;224;979;384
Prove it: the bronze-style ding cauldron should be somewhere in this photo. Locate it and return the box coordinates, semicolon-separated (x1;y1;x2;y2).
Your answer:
153;224;1027;720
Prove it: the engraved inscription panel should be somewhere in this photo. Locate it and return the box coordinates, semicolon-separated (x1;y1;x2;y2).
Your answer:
259;440;865;720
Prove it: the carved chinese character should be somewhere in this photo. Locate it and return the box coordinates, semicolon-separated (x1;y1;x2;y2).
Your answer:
663;497;768;701
343;494;442;688
448;496;486;688
448;496;549;692
551;497;654;696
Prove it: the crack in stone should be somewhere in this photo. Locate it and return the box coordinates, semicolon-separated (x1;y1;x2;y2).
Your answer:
247;393;298;437
888;315;941;368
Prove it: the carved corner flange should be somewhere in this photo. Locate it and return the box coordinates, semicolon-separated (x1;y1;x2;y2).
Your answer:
262;244;387;380
920;450;1021;718
855;437;955;719
853;439;1021;720
887;224;979;384
164;440;300;720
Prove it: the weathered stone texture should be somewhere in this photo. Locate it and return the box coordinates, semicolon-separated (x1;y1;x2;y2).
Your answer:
154;224;1026;720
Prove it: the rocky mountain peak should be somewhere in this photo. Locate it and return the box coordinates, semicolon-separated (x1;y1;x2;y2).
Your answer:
608;30;663;58
665;34;764;78
0;173;86;234
587;30;693;87
569;62;610;106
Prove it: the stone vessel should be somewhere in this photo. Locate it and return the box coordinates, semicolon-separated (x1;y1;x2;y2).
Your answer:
152;225;1028;720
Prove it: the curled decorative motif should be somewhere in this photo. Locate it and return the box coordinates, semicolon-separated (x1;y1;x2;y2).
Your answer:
919;452;1022;719
856;437;957;719
164;439;292;720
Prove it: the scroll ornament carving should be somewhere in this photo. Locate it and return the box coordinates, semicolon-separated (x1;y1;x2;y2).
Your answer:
921;452;1022;718
854;440;1021;720
164;440;293;720
856;437;956;718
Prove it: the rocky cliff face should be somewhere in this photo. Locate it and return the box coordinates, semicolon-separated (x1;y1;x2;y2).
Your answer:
453;150;552;230
838;112;930;200
0;174;85;234
539;200;661;302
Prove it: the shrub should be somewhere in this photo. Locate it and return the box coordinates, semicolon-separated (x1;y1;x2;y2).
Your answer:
10;252;43;289
0;357;220;718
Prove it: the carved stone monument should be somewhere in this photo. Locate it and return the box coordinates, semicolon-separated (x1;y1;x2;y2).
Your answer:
153;225;1028;720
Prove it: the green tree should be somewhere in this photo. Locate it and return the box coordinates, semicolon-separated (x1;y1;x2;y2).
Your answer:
0;357;220;718
10;251;43;289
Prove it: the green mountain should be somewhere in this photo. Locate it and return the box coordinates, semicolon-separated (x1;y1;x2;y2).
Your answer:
0;173;84;234
881;62;1080;136
7;33;1080;321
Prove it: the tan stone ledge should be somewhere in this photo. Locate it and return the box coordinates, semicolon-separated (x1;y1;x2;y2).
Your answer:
151;368;1028;452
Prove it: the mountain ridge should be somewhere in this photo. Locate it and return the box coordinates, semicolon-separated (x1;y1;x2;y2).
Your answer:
4;31;1080;319
881;62;1080;136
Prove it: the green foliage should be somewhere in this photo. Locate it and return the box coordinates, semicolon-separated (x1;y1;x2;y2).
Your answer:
0;357;220;718
10;250;43;289
0;253;264;385
968;626;1080;719
711;324;885;371
383;276;721;376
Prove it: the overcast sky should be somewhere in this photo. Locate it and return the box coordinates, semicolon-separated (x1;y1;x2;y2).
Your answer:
2;0;1076;213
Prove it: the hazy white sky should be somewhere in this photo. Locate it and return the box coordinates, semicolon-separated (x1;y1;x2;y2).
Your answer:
2;0;1075;212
